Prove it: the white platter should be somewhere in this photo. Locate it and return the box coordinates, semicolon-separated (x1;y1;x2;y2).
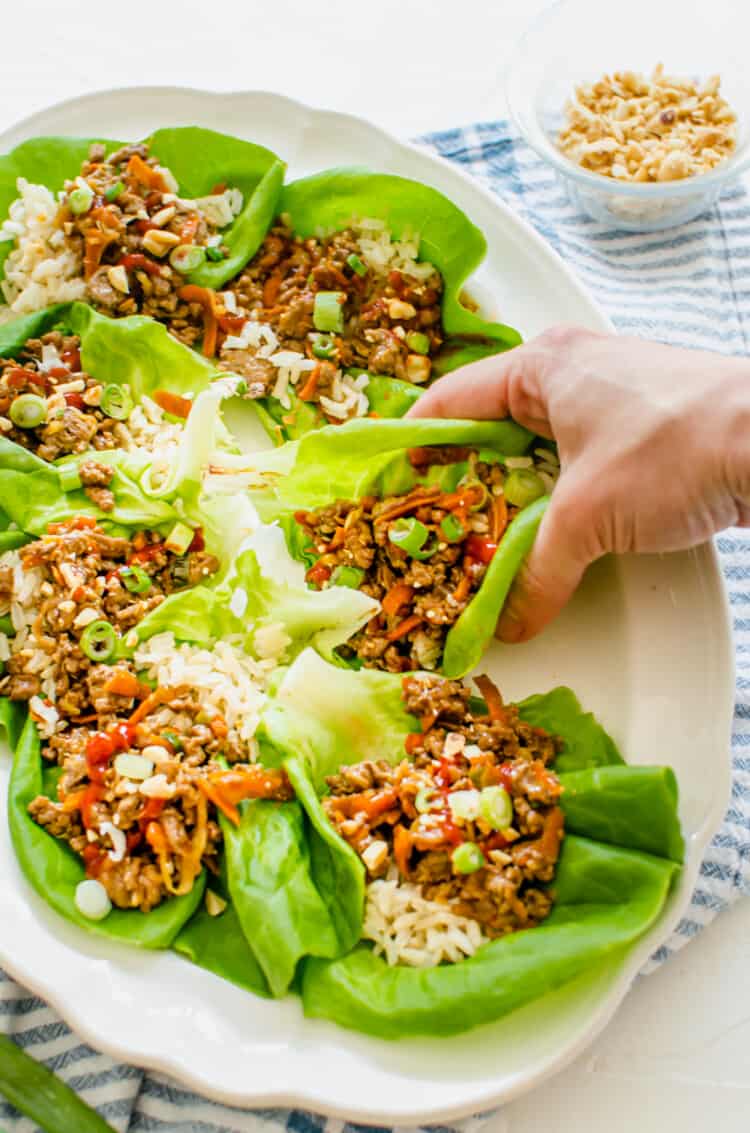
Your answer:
0;88;735;1124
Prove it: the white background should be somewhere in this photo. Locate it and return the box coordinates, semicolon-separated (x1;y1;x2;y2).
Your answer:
1;1;749;1130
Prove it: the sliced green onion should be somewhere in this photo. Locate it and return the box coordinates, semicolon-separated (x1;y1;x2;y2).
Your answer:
387;517;437;560
458;476;489;512
311;333;337;360
451;841;485;874
448;789;481;821
169;244;207;273
119;564;151;594
206;245;225;262
406;331;430;355
346;252;367;277
104;180;125;202
439;514;465;543
164;521;194;555
162;730;184;752
415;787;439;813
100;384;133;420
69;186;94;215
313;290;346;333
79;620;117;663
0;614;14;636
480;785;513;831
504;468;546;508
75;879;111;921
9;393;46;429
58;463;82;492
330;564;365;588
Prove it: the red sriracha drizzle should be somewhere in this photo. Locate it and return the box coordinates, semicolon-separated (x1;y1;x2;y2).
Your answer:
432;754;465;847
465;534;497;564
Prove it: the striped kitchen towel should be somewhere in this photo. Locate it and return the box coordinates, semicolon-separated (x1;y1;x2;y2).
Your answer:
2;118;750;1132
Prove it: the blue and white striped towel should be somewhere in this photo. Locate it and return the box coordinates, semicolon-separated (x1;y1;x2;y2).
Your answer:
2;119;750;1132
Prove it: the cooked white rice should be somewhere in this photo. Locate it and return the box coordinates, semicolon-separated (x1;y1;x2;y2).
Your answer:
0;178;86;320
0;548;60;734
349;218;436;282
132;631;273;759
222;317;370;419
363;873;486;967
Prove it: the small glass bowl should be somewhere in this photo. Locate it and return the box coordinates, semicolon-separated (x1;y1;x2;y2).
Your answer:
505;0;750;231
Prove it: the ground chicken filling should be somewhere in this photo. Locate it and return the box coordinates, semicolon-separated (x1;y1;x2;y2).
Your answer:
294;446;559;672
213;219;444;423
324;673;565;957
61;143;242;337
0;329;189;500
0;516;293;912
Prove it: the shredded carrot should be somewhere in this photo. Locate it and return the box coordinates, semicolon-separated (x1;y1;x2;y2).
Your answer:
382;583;414;617
489;494;509;543
386;613;423;641
539;806;565;861
128;686;181;727
393;824;412;876
327;526;347;551
420;712;438;734
474;674;506;723
197;779;241;826
61;787;88;813
262;272;283;307
127;153;168;191
83;229;117;279
178;285;220;357
207;766;293;804
453;572;472;604
435;483;486;512
404;733;423;755
152;389;193;418
103;671;142;698
373;485;441;524
297;364;321;402
137;733;173;752
209;716;228;739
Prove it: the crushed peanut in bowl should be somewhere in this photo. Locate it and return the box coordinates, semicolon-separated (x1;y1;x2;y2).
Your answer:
558;64;737;183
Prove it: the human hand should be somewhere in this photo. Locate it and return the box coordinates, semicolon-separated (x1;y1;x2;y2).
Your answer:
409;326;750;642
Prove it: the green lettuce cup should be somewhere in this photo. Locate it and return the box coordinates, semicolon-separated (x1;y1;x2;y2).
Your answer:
0;128;284;290
243;169;522;442
259;649;683;1038
212;415;554;677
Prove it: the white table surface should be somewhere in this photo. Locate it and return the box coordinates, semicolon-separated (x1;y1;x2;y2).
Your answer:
2;2;749;1130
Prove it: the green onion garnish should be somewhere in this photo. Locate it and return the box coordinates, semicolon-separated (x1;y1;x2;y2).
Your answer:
164;521;195;555
311;333;337;360
406;331;430;355
9;393;47;429
503;469;546;509
459;476;489;512
206;245;225;262
479;785;513;831
387;517;437;560
346;253;367;277
79;620;117;663
119;564;152;594
439;514;465;543
104;180;125;202
330;564;365;589
162;730;184;752
451;842;485;875
169;244;207;274
68;186;94;215
313;291;346;333
448;789;481;821
100;384;133;421
57;462;82;492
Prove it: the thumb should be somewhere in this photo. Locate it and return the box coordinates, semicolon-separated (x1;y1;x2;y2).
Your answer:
496;487;596;643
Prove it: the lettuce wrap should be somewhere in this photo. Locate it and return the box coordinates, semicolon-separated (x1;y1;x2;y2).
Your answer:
0;517;376;958
0;128;284;289
258;649;683;1037
209;415;549;677
250;169;522;441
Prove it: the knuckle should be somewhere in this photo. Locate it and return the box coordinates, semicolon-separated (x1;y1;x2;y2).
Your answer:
536;323;593;352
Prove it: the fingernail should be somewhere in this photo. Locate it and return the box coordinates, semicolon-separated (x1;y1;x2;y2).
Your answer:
496;609;524;643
